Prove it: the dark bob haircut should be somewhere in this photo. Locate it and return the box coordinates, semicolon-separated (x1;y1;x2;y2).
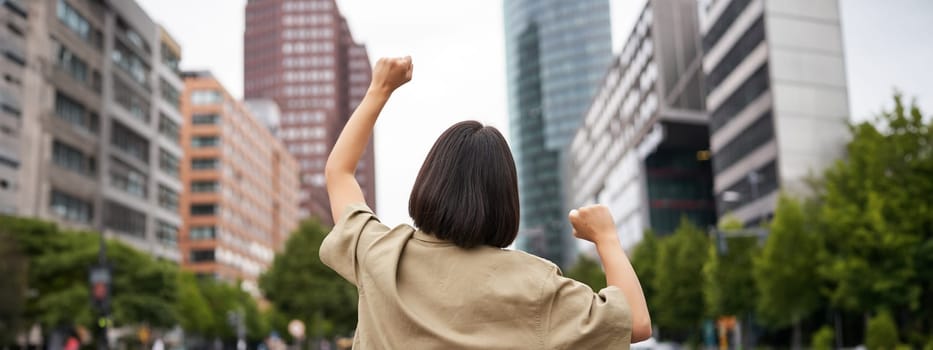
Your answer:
408;121;520;248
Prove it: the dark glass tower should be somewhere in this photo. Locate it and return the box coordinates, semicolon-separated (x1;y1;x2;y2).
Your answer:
503;0;612;267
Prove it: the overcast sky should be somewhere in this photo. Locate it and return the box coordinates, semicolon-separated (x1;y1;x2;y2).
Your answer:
139;0;932;226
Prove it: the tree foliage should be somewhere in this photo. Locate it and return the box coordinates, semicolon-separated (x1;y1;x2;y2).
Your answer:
703;217;758;318
753;195;822;328
0;215;267;344
630;229;658;310
652;218;709;333
817;94;932;341
259;219;358;338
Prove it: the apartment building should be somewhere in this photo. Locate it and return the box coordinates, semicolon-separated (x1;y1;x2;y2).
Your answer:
180;71;300;293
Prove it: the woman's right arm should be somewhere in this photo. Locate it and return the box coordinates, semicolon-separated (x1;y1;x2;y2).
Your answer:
325;56;412;223
569;205;652;342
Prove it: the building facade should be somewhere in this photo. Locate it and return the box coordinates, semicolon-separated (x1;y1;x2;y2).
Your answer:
700;0;850;223
0;0;28;215
569;0;715;251
503;0;613;267
244;0;375;225
8;0;185;261
180;71;300;293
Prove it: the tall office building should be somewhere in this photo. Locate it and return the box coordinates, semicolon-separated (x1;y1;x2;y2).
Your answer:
700;0;850;223
180;71;300;293
6;0;185;261
244;0;375;225
569;0;715;250
504;0;613;267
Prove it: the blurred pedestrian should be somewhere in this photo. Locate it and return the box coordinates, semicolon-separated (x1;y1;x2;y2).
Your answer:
63;329;79;350
152;337;164;350
321;56;652;349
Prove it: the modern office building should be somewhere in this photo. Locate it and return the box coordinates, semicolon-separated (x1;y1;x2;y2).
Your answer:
503;0;613;267
244;0;375;225
700;0;850;223
8;0;185;261
0;0;28;215
180;71;300;292
569;0;716;251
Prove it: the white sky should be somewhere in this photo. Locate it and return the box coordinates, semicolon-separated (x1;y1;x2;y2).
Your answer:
138;0;932;226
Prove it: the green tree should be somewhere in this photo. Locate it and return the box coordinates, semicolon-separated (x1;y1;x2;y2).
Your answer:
653;219;709;337
866;311;900;350
703;216;758;319
0;216;180;332
753;195;822;349
811;325;835;350
817;94;932;342
564;255;606;291
260;219;358;338
630;230;659;317
174;272;215;335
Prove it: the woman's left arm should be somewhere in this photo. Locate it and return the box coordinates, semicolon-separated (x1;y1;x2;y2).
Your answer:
325;56;412;223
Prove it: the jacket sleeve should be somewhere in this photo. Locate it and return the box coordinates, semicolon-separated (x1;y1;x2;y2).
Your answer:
541;266;633;349
319;202;390;287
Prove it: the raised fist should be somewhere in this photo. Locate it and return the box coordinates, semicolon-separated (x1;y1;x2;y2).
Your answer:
568;205;619;245
371;56;413;95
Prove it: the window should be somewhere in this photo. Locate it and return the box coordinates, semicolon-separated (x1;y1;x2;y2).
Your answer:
112;41;149;86
55;91;98;133
716;161;779;214
703;0;752;52
189;226;216;240
54;40;90;87
191;181;218;193
111;122;149;163
190;204;216;216
161;41;180;74
706;17;765;93
50;189;92;223
4;0;28;18
157;184;178;211
104;200;146;237
191;136;219;148
710;64;770;132
191;158;218;170
158;115;180;143
116;18;150;55
53;140;95;177
56;0;102;48
110;157;147;198
158;149;179;177
160;79;180;110
156;220;177;246
1;89;21;117
113;77;151;121
713;111;774;173
192;113;220;125
189;249;215;263
190;90;223;105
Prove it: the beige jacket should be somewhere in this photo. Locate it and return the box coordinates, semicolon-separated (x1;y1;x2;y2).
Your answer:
320;203;632;349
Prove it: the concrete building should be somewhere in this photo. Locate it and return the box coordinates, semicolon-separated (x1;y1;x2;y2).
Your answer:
504;0;613;267
180;71;300;293
700;0;850;223
244;0;375;225
8;0;185;261
569;0;716;251
0;0;28;215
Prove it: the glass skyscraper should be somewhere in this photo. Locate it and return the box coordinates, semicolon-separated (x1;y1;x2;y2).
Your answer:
503;0;612;267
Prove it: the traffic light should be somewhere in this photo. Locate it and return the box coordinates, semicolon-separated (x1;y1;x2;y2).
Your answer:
89;265;111;314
